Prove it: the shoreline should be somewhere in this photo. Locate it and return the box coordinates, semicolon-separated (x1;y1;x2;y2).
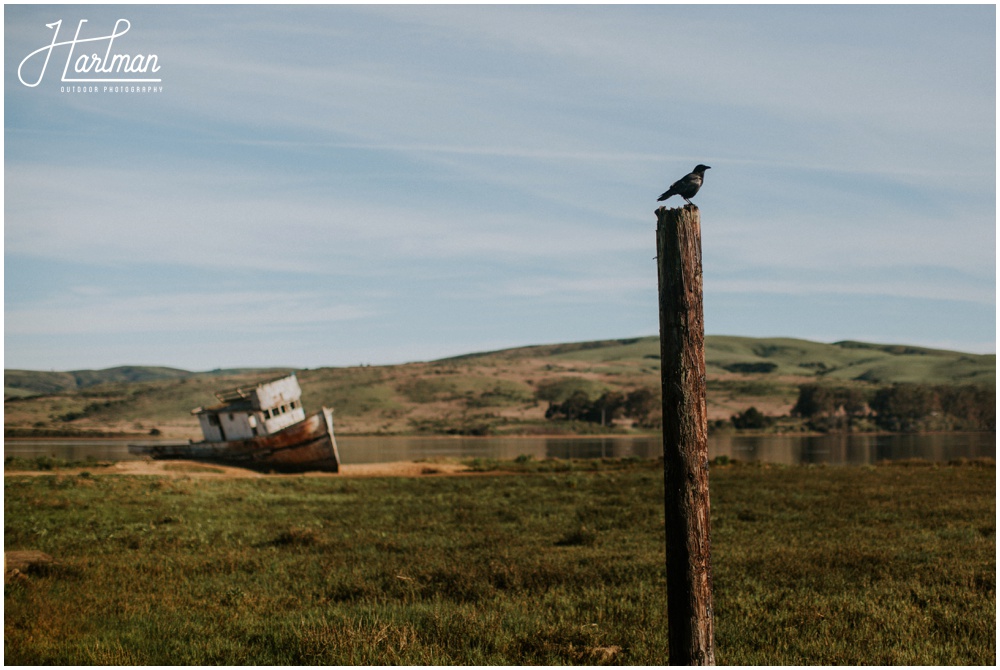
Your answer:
6;429;991;442
6;454;994;480
3;458;476;479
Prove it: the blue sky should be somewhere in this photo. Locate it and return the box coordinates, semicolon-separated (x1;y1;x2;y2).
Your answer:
4;3;996;371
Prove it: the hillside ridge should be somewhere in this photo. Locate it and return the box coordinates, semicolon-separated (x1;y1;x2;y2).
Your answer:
4;335;994;438
5;335;995;399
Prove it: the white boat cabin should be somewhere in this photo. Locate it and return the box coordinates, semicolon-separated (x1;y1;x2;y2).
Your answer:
193;374;307;442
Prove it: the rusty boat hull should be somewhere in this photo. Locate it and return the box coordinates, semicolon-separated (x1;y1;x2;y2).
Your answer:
129;408;341;473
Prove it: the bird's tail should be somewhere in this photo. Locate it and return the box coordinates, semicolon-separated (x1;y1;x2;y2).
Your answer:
657;190;673;202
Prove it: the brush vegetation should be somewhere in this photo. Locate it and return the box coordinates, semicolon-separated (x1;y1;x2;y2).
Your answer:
4;459;995;664
4;336;994;438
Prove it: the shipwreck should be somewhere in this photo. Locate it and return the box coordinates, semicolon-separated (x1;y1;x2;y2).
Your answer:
129;373;340;473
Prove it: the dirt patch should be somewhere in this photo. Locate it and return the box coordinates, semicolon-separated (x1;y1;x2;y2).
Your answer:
340;461;470;477
5;550;54;572
5;550;59;583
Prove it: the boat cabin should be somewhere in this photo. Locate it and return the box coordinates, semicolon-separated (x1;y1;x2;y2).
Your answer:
192;374;307;442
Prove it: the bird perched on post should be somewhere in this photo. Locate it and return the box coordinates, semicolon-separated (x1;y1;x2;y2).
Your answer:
657;164;711;205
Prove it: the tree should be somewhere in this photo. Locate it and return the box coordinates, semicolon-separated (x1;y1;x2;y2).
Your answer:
589;391;625;425
545;390;592;421
791;384;835;418
842;387;869;419
730;406;771;430
624;387;658;424
870;384;939;431
545;390;626;425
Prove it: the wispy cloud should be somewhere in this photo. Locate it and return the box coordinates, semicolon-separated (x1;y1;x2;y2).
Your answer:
4;4;994;368
6;289;377;336
706;276;995;307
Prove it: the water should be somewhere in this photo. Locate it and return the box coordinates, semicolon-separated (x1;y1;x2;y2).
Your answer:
708;432;995;465
4;432;994;466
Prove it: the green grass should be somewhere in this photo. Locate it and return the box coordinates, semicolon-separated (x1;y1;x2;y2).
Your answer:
3;455;116;471
4;460;994;664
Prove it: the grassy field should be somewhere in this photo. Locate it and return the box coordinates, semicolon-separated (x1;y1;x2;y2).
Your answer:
4;335;995;438
4;459;995;664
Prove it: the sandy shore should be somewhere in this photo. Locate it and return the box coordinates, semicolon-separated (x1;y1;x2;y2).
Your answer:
4;459;473;479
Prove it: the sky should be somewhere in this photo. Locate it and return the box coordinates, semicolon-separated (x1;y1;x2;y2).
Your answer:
4;3;996;371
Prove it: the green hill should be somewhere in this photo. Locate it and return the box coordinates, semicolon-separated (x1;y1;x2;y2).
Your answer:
704;337;995;385
3;336;994;438
3;366;292;399
3;366;192;398
446;335;994;384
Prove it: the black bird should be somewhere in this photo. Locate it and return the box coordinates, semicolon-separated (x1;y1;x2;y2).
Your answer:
657;164;711;204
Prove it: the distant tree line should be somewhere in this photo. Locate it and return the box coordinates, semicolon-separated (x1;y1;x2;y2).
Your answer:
729;406;773;430
792;383;995;432
544;387;660;428
539;380;995;434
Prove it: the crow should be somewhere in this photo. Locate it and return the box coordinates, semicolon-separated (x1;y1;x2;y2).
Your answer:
657;164;711;205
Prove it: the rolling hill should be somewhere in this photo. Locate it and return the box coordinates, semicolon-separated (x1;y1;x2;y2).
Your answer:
3;366;193;398
4;336;994;438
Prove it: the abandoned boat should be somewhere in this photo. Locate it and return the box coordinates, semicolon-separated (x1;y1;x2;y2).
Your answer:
129;373;340;473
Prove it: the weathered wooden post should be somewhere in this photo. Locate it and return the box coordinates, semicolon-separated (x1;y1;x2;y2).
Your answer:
656;204;715;665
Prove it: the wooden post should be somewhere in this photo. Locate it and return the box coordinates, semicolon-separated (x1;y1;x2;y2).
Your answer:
656;204;715;665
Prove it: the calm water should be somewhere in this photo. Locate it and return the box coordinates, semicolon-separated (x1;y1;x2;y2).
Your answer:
4;432;995;466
